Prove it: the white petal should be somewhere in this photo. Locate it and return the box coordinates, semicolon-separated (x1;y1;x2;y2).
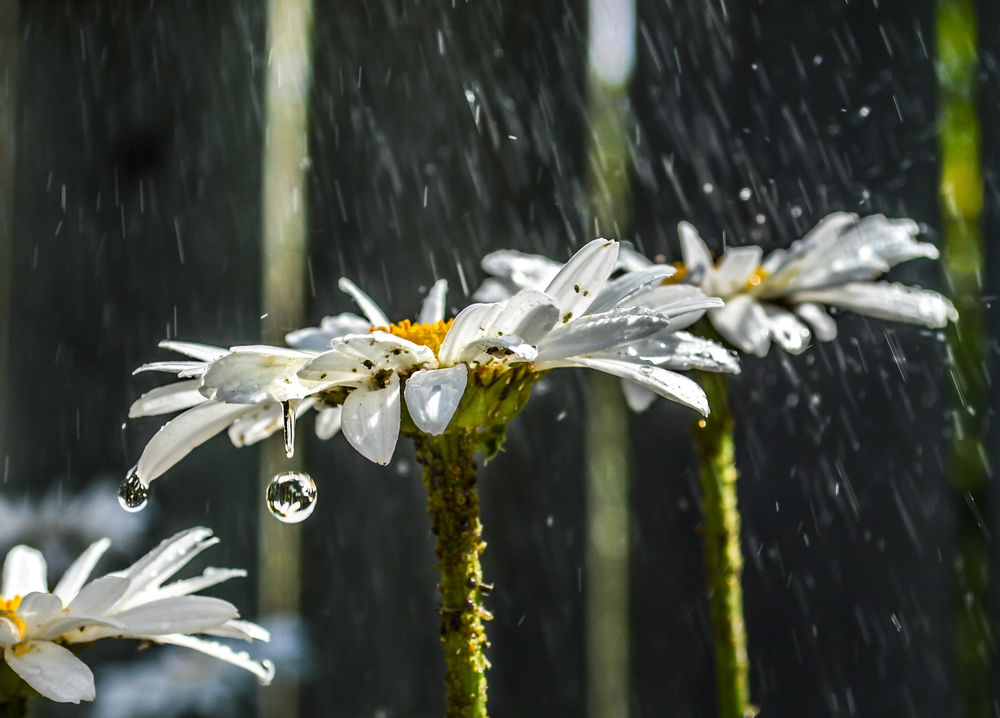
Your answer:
314;406;343;440
709;246;763;296
471;277;518;302
621;380;658;412
5;641;96;703
129;380;206;418
228;399;315;448
113;596;238;635
572;357;709;415
707;296;772;356
114;529;217;603
152;634;275;684
132;361;206;376
480;248;562;289
158;341;228;362
790;281;959;327
616;241;655;272
341;373;401;465
135;403;256;485
678;222;713;278
205;618;270;642
66;575;130;616
488;289;559;345
404;366;467;435
2;545;48;597
793;302;837;342
620;331;741;374
33;613;125;643
153;568;246;600
53;538;111;603
339;277;390;327
298;334;435;381
762;305;811;354
630;283;723;330
200;348;319;404
16;593;65;633
437;302;506;365
418;279;448;324
588;266;677;313
285;313;371;350
542;238;619;320
535;307;670;361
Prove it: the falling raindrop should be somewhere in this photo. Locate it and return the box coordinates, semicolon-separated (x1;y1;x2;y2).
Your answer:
282;401;296;459
266;471;317;523
118;467;149;512
738;187;752;201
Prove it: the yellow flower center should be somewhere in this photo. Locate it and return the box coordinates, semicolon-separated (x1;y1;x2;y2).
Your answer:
744;266;769;290
372;318;454;358
0;595;26;641
659;261;688;285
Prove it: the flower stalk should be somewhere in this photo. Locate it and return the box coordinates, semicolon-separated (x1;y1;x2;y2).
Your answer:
692;372;756;718
0;661;31;718
414;432;491;718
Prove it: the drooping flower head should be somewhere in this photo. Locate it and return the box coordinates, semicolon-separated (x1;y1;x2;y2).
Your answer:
0;527;272;705
127;238;735;489
672;212;958;355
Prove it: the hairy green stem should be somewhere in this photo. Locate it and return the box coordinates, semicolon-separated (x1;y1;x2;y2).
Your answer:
415;433;490;718
936;1;991;715
693;372;756;718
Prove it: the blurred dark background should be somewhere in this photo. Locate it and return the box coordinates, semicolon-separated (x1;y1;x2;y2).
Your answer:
0;0;993;716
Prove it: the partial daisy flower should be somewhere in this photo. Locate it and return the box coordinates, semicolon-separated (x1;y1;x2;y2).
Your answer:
0;527;272;705
127;279;447;488
673;212;959;356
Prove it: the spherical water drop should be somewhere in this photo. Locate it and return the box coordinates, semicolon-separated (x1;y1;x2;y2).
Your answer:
118;468;149;512
266;471;317;523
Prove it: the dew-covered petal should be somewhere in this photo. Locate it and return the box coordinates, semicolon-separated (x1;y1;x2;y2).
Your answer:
129;380;206;418
205;618;270;642
339;277;390;327
341;373;401;465
621;380;658;413
153;634;275;684
488;289;559;345
419;279;449;324
158;341;228;362
480;248;562;289
458;335;539;364
298;333;435;381
53;538;111;603
438;302;507;365
200;348;320;404
285;313;371;351
709;246;763;296
153;568;247;600
404;366;468;435
707;295;772;356
588;266;677;313
572;357;709;415
535;307;670;361
542;238;619;320
678;222;713;278
619;331;741;374
132;361;207;376
629;284;724;330
228;399;315;447
114;528;217;599
314;407;343;440
135;403;256;486
113;596;238;635
616;241;654;272
790;281;958;327
793;302;837;342
2;545;48;598
5;641;96;703
762;305;812;354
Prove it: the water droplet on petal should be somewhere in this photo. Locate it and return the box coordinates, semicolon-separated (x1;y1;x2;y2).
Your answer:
281;401;296;459
118;467;149;512
266;471;317;523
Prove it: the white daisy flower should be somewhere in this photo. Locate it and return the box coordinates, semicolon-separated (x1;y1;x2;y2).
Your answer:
675;212;959;356
0;527;272;705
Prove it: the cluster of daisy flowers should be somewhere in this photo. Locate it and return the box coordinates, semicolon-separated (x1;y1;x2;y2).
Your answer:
0;527;272;704
127;237;734;495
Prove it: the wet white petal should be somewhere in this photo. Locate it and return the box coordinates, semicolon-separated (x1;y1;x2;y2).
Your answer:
341;373;401;465
116;528;216;593
542;238;619;320
136;403;256;486
285;313;371;350
471;277;518;302
53;538;111;603
66;576;130;617
419;279;449;324
588;266;676;313
480;248;562;289
200;348;319;404
573;357;709;415
299;333;435;381
157;341;228;362
709;246;763;296
488;289;559;345
708;295;772;356
16;593;64;633
621;380;658;413
129;380;206;418
132;361;206;376
228;399;315;447
621;332;741;374
153;634;275;685
339;277;390;327
5;641;96;703
404;366;468;435
314;406;343;440
154;567;247;600
2;545;48;597
794;302;837;342
438;302;506;365
114;596;238;635
204;618;270;642
790;281;958;327
762;305;812;354
535;307;670;361
678;221;713;278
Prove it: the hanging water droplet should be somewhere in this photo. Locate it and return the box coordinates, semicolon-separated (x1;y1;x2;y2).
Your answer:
266;471;317;523
281;401;296;459
118;467;149;512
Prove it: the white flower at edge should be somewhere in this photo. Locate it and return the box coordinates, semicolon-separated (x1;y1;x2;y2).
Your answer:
677;212;959;356
0;527;272;704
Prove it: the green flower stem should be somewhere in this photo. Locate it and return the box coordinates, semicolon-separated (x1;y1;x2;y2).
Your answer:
414;432;491;718
0;661;31;717
693;372;756;718
936;1;991;715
